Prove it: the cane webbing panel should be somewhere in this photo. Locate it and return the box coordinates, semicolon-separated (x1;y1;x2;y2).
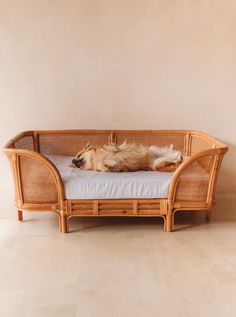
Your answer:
175;155;214;202
19;156;58;203
191;135;214;154
115;133;185;152
39;133;110;156
14;136;34;151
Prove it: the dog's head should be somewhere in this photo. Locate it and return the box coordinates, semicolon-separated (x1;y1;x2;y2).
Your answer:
72;142;94;170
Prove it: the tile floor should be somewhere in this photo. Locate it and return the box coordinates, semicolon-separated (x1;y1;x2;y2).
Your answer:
0;191;236;317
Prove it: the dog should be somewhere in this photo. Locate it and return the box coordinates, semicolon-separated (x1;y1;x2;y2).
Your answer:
71;141;183;172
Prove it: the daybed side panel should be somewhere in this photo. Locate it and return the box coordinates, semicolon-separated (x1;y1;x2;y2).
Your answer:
174;154;215;203
170;149;227;210
19;155;59;204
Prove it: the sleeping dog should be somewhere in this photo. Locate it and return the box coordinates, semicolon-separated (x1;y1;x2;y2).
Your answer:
71;141;183;172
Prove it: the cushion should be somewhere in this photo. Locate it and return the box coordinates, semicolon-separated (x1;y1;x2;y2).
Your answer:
45;155;175;199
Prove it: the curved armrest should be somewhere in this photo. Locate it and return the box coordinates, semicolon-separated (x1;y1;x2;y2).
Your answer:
168;148;227;210
3;148;65;210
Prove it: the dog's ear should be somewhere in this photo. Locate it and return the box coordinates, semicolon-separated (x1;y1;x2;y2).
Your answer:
75;150;81;158
170;144;174;151
84;142;91;149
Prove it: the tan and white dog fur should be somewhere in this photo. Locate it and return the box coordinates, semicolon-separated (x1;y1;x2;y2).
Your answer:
71;142;183;172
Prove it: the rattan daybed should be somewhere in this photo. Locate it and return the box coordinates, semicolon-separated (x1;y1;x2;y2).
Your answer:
3;130;228;232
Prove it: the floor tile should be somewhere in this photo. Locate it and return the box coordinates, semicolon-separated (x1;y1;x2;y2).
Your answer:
0;288;76;317
0;235;80;289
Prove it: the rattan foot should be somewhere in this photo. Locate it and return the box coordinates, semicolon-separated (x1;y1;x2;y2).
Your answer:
206;209;212;222
61;215;68;233
166;213;173;232
17;210;23;221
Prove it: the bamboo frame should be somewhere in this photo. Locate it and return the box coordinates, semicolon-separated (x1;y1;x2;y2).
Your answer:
3;130;228;232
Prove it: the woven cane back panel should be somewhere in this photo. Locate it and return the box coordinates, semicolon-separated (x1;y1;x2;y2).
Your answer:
38;133;111;156
19;156;58;203
115;133;185;152
175;155;215;202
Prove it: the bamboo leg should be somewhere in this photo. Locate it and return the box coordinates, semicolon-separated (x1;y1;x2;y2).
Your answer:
163;217;166;231
206;209;212;222
61;215;68;233
58;213;62;230
17;210;23;221
166;212;173;232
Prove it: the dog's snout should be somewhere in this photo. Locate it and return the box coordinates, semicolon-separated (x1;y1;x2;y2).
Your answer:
72;158;84;168
72;158;81;168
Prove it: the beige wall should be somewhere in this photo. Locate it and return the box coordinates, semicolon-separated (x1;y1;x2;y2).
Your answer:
0;1;235;212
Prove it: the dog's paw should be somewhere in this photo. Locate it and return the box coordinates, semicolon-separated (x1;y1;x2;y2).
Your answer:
173;154;183;164
168;150;183;163
68;163;76;168
158;164;177;172
103;159;117;167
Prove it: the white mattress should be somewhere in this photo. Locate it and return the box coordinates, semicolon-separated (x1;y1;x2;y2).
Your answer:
45;155;176;199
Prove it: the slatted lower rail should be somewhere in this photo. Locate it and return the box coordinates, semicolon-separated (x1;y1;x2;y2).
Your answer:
66;199;168;217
